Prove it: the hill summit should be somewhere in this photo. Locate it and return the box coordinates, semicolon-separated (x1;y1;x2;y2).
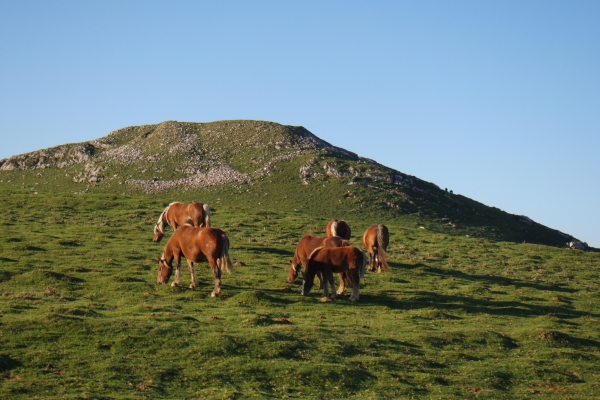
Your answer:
0;120;578;247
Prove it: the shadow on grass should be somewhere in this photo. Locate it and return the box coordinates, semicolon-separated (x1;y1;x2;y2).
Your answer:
0;354;22;374
242;246;294;257
359;290;600;320
391;261;577;293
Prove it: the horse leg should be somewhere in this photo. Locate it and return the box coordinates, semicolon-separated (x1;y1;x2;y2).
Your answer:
319;268;330;299
209;258;222;297
317;271;325;290
328;270;336;299
349;269;360;302
171;253;181;287
367;249;376;272
336;272;346;296
187;260;196;289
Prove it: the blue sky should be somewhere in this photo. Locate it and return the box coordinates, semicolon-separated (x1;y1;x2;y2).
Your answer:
1;1;598;247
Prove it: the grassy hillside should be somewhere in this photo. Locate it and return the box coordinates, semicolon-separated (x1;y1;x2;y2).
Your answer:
1;120;598;398
0;120;579;247
0;189;599;399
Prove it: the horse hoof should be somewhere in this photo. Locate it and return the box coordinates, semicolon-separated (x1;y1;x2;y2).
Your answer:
211;292;217;297
171;282;179;287
319;297;332;303
189;284;196;289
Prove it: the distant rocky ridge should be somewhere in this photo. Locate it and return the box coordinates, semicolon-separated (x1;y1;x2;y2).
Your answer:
0;120;365;193
0;119;586;247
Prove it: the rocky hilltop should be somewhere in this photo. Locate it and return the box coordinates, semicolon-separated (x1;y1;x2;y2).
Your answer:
0;120;580;247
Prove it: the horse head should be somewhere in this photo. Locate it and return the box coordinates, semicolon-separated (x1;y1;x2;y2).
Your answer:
153;223;165;242
156;258;172;284
287;259;300;283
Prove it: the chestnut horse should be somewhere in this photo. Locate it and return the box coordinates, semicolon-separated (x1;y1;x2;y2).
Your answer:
362;224;389;273
287;234;349;285
301;246;365;302
325;219;351;241
153;201;211;242
157;225;233;297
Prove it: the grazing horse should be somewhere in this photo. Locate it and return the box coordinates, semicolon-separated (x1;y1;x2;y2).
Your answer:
362;224;389;273
287;234;349;285
325;219;351;241
301;246;365;302
157;225;233;297
153;201;211;242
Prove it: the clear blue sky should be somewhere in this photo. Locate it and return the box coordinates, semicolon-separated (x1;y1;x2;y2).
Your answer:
1;1;598;247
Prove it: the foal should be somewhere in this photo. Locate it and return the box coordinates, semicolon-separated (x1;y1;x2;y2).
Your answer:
301;246;365;302
287;233;349;285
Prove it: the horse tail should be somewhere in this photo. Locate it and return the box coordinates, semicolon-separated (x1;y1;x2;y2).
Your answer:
330;220;338;237
203;203;211;227
376;225;389;271
359;249;366;280
220;233;233;274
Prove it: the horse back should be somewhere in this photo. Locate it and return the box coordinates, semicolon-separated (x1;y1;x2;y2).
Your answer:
309;246;362;272
298;234;346;260
168;225;223;262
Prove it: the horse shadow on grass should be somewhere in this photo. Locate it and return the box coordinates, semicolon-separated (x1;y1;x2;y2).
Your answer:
358;289;600;321
241;246;294;257
390;261;577;293
0;354;22;375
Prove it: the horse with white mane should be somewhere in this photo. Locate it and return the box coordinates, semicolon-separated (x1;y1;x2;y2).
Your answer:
153;202;210;242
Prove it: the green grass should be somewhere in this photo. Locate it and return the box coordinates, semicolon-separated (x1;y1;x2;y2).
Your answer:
1;188;599;399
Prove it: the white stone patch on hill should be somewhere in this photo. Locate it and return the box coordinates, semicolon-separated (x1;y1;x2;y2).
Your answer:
126;164;249;193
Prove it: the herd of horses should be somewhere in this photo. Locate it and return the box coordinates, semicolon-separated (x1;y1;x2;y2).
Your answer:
153;201;390;302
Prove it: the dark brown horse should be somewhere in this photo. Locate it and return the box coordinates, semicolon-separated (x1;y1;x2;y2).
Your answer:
301;246;365;302
362;224;389;273
325;219;351;241
153;201;211;242
287;234;349;285
157;225;233;297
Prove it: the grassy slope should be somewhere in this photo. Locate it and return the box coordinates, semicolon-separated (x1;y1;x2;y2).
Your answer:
1;120;598;398
0;189;599;399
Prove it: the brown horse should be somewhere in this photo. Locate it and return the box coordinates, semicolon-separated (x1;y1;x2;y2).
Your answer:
157;225;233;297
287;234;349;285
301;246;365;302
153;201;211;242
362;224;389;273
325;219;351;241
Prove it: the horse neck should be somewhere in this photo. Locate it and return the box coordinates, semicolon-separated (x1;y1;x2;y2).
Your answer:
291;249;302;269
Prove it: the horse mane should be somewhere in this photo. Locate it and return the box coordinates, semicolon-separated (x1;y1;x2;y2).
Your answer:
155;202;178;233
330;220;338;237
307;246;325;262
